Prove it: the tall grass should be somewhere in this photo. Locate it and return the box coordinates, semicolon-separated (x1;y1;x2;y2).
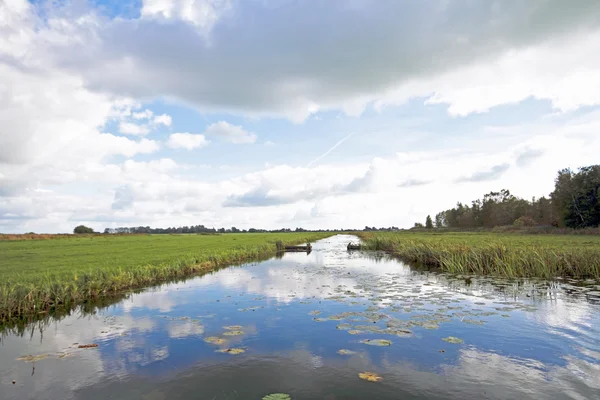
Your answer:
357;232;600;279
0;233;331;321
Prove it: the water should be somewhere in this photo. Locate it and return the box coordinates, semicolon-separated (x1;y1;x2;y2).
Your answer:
1;235;599;400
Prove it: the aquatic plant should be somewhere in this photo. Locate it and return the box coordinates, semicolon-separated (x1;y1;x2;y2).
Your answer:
358;372;383;382
222;330;244;336
204;336;226;345
360;339;392;346
442;336;464;344
216;348;245;354
262;394;291;400
337;349;356;355
358;232;600;278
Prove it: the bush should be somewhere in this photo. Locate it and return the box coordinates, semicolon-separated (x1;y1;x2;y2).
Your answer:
513;216;537;227
73;225;95;234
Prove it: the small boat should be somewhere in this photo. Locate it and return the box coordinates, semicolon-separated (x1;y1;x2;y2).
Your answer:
347;242;361;250
276;241;312;252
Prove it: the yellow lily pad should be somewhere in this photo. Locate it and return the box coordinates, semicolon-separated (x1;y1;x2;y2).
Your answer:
216;348;246;355
359;372;383;382
16;354;49;362
204;337;226;345
337;349;356;355
223;330;244;336
223;325;243;330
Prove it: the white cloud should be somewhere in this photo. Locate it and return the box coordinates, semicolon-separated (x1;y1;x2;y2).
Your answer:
167;132;210;150
153;113;172;127
119;121;151;135
38;0;600;121
203;121;257;144
132;109;154;120
141;0;232;31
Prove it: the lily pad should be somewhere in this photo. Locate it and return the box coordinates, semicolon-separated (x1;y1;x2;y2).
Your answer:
16;354;49;362
262;394;291;400
336;323;351;330
361;339;392;346
348;330;363;335
442;336;464;344
216;348;246;355
337;349;356;355
223;330;244;336
309;310;321;316
204;336;226;345
358;372;383;382
223;325;243;330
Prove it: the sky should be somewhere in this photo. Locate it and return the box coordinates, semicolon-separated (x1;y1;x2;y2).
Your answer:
1;0;600;233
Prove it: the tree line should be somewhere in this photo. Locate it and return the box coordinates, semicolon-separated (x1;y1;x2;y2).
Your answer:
420;165;599;230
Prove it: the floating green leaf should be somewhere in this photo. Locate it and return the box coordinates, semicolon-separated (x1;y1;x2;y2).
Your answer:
223;330;244;336
361;339;392;346
204;336;226;345
223;325;243;330
337;349;356;355
16;354;49;362
442;336;464;344
262;393;291;400
216;348;245;355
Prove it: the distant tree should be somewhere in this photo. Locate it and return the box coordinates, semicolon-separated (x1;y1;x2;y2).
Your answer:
425;215;434;229
513;216;537;227
413;222;424;228
74;225;94;234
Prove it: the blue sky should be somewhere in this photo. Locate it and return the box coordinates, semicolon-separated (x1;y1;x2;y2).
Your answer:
2;0;600;233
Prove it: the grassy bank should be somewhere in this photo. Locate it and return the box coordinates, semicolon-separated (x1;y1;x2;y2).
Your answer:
357;231;600;279
0;232;332;321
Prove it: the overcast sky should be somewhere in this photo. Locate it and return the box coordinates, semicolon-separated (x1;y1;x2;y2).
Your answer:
1;0;600;233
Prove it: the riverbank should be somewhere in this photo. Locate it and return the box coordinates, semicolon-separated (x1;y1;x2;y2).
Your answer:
0;232;332;321
357;231;600;279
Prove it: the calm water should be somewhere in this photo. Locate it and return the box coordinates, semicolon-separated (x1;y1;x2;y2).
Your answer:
1;235;599;400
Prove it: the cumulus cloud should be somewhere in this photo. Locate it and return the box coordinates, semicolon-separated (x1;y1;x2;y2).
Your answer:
32;0;600;122
119;121;150;135
167;132;210;150
203;121;257;144
3;0;600;233
153;113;172;127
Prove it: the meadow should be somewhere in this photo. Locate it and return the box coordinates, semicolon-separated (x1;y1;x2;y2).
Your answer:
0;232;332;321
357;231;600;279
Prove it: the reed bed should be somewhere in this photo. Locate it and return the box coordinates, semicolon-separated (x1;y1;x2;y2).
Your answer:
0;232;331;321
357;232;600;279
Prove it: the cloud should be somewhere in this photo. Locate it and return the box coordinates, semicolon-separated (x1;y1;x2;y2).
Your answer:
203;121;256;144
516;148;545;167
119;121;150;135
153;113;172;127
140;0;232;32
37;0;600;122
132;109;154;120
398;179;432;188
455;163;511;183
167;132;210;150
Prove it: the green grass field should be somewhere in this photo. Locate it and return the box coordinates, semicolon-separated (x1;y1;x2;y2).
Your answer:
0;232;332;321
358;231;600;279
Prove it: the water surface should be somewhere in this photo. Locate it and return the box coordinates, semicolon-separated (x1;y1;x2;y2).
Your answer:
1;235;599;399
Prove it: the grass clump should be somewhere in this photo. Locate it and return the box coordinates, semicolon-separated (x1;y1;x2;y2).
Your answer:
0;232;332;321
357;231;600;279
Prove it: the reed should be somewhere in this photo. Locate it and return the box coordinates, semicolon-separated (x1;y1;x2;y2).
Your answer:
357;231;600;279
0;232;332;321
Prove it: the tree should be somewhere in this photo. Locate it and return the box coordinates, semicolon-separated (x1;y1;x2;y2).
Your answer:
425;215;434;229
74;225;94;234
413;222;424;228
